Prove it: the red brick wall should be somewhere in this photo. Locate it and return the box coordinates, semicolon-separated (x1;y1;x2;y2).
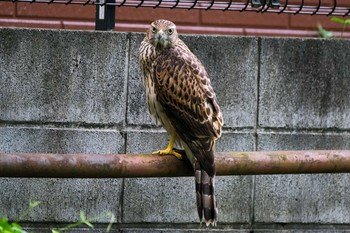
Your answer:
1;1;350;37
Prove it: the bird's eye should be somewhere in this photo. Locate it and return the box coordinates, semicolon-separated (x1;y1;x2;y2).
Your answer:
167;28;174;35
151;27;157;33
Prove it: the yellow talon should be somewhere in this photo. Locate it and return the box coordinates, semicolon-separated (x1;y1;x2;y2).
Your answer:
152;149;183;160
153;133;183;160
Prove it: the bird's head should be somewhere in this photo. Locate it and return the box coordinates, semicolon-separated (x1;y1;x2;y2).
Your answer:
146;19;178;50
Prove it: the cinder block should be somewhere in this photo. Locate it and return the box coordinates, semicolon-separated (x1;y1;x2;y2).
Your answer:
0;28;128;124
123;131;196;223
216;132;256;152
124;131;253;224
254;174;350;224
216;175;253;224
259;38;350;130
123;176;253;224
255;133;350;224
128;34;258;128
126;130;168;154
125;131;194;223
0;178;122;222
123;176;198;223
213;132;255;224
0;127;125;154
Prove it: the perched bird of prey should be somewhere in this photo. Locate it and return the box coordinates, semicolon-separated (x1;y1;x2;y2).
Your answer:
138;19;223;226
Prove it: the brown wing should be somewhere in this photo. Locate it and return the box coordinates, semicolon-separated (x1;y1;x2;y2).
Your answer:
152;41;223;176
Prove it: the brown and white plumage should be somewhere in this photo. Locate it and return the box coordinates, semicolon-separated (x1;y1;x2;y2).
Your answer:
138;19;223;226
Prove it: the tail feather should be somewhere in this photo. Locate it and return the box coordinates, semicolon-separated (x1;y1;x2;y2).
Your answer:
194;161;218;226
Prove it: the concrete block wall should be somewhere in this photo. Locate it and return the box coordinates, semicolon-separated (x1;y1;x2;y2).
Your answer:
0;27;350;232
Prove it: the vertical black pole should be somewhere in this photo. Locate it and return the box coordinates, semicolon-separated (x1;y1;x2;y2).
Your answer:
251;0;264;7
251;0;280;8
269;0;280;8
95;0;116;31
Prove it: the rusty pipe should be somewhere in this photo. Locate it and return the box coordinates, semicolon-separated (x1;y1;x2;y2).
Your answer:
0;150;350;178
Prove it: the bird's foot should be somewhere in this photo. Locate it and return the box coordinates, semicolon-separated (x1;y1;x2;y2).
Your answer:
152;148;183;160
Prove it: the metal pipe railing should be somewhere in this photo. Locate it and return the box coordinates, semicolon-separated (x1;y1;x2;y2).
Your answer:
1;150;350;178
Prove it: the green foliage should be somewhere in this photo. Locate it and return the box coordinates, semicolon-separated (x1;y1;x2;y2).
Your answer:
0;200;40;233
317;24;333;38
331;17;350;38
1;200;115;233
17;200;41;222
317;17;350;38
331;17;350;25
51;211;115;233
0;217;27;233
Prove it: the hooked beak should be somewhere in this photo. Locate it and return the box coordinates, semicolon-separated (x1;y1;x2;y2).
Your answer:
156;30;164;41
153;30;167;49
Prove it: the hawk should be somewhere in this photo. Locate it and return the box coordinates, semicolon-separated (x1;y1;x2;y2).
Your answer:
138;19;223;226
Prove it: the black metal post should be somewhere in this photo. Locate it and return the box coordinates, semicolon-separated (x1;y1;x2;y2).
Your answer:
269;0;280;8
251;0;265;7
95;0;115;31
251;0;280;8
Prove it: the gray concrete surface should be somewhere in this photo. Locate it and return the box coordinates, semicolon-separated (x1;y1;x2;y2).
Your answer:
259;38;350;129
0;27;350;232
0;127;125;154
0;178;122;222
0;28;128;124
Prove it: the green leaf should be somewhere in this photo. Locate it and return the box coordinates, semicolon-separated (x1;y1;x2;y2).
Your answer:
330;17;350;25
79;211;93;229
331;17;346;24
11;223;26;233
106;213;115;232
0;217;11;232
317;24;333;38
79;211;86;222
0;216;9;224
10;223;22;230
82;220;93;229
51;230;60;233
10;226;27;233
29;201;41;209
0;219;28;233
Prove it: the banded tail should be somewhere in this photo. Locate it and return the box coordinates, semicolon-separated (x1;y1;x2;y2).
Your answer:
194;160;218;226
